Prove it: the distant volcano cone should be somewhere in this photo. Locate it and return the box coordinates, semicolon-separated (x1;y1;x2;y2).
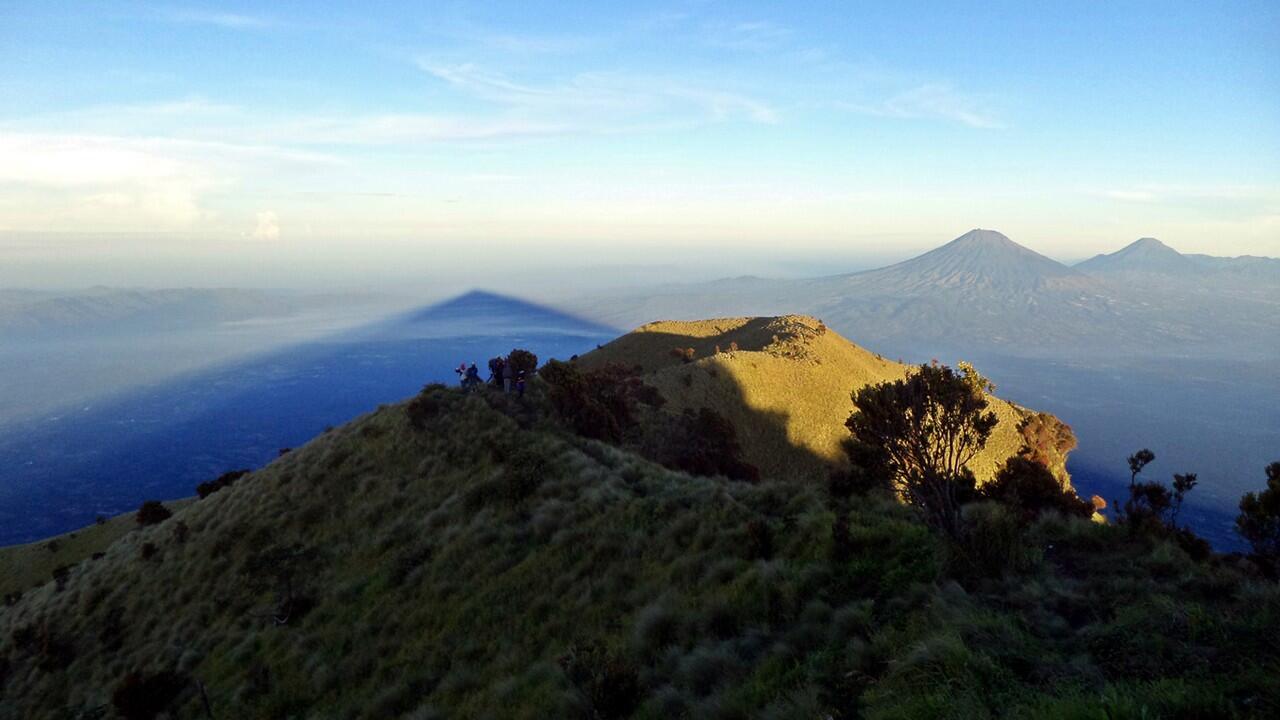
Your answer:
845;228;1091;294
1077;237;1199;275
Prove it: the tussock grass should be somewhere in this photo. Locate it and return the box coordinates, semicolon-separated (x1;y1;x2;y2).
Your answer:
0;325;1276;717
0;498;194;598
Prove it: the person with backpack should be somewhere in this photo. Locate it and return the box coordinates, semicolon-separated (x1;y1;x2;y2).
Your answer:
515;368;527;398
503;357;515;394
463;363;481;390
488;356;505;387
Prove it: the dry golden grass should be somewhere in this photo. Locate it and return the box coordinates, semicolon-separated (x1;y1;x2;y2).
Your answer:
0;499;194;597
580;315;1033;484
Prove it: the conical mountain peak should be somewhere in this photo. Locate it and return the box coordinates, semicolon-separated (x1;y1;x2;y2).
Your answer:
1077;236;1197;275
1118;237;1179;255
949;228;1018;248
853;229;1084;293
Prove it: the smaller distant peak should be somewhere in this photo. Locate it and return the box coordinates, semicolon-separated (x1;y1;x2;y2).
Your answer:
953;228;1014;245
1132;237;1169;248
1116;237;1182;256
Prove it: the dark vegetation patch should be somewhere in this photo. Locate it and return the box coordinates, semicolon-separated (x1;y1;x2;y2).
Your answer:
2;360;1278;719
134;500;171;527
196;469;250;499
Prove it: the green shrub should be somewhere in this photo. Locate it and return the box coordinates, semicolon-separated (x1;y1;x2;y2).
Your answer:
846;362;996;537
642;407;760;482
541;360;655;442
983;456;1093;522
196;468;250;499
507;348;539;374
135;500;171;526
1237;461;1280;560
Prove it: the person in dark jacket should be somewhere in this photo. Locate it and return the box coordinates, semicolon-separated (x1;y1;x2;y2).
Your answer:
463;363;481;390
502;359;515;394
488;356;505;387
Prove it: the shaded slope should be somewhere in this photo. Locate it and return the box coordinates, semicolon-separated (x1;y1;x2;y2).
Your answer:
0;290;614;545
578;315;1054;485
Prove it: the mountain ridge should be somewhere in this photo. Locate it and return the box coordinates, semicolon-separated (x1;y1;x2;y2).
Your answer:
1;329;1275;717
568;228;1279;358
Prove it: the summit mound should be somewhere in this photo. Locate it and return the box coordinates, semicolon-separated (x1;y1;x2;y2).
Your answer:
579;315;1061;485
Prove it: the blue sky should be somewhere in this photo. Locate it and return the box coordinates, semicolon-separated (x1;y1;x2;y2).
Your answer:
1;1;1277;288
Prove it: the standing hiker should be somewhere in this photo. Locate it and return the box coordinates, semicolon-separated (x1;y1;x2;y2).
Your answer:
503;357;515;394
487;356;502;386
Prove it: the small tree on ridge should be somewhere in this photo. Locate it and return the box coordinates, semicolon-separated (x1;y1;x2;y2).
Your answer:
845;362;997;537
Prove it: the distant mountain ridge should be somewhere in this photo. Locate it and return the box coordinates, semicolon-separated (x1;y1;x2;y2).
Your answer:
1076;237;1201;276
571;229;1279;359
842;229;1093;293
0;287;372;338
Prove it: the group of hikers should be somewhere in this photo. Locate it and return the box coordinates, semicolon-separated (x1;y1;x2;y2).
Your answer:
455;353;532;396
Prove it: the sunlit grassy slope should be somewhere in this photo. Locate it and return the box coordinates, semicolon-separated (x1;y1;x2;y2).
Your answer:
3;377;1277;718
578;316;1034;484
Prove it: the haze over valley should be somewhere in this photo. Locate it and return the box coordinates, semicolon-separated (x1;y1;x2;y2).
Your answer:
3;2;1279;717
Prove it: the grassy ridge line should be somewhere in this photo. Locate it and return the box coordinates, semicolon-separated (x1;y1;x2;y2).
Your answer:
0;498;195;598
580;316;1034;484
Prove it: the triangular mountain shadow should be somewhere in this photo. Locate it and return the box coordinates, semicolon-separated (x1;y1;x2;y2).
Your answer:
0;291;616;546
399;290;620;333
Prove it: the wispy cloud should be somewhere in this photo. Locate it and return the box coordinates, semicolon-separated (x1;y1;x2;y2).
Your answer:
705;20;793;51
418;61;778;127
838;83;1002;129
163;8;272;30
478;32;600;55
